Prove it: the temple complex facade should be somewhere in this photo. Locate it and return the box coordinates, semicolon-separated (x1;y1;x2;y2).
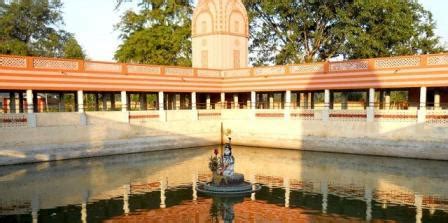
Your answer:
0;0;448;163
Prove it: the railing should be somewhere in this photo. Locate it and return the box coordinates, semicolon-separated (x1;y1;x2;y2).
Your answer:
329;110;367;121
1;53;448;78
197;110;222;120
0;54;220;77
290;109;321;120
221;53;448;77
129;111;160;124
426;110;448;125
255;102;284;109
0;113;28;127
374;110;418;122
196;102;226;110
255;109;285;118
425;103;448;110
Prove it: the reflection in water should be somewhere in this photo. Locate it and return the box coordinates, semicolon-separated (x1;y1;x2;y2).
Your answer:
210;196;244;223
0;146;448;222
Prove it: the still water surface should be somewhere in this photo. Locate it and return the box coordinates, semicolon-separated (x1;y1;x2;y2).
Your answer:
1;146;448;222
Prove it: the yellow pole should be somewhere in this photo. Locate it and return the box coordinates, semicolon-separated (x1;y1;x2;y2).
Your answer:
220;122;224;157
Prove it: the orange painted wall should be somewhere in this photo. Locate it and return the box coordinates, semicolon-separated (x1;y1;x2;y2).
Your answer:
1;54;448;93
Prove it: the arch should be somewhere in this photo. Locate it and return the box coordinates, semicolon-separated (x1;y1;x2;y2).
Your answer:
193;11;214;35
228;11;246;36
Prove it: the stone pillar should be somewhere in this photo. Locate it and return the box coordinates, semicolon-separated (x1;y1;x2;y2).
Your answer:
323;89;330;122
192;92;197;110
192;92;198;120
160;177;167;209
415;194;423;223
123;184;130;215
9;92;16;113
418;87;427;123
27;90;34;114
285;91;291;109
321;180;328;214
81;191;89;223
285;90;291;119
158;91;166;122
77;90;86;125
220;92;225;109
158;91;164;110
384;91;391;110
192;174;198;202
31;195;39;223
121;91;127;112
284;177;290;208
250;91;256;120
19;93;24;113
250;175;256;201
206;94;211;110
367;88;375;122
233;93;239;109
269;93;274;109
251;91;256;109
26;96;36;127
365;186;372;222
434;90;441;110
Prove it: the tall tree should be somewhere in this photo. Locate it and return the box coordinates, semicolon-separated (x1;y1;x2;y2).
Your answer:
244;0;444;65
115;0;192;66
0;0;85;59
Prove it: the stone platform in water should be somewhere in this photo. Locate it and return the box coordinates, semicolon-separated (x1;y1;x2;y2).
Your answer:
197;173;261;196
225;173;244;184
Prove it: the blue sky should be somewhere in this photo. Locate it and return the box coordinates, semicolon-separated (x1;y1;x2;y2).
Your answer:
62;0;448;62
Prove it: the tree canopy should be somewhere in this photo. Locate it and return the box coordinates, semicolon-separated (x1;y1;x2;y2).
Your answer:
116;0;444;66
114;0;192;66
0;0;85;59
245;0;444;65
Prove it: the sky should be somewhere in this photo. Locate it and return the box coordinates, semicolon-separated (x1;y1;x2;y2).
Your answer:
62;0;448;62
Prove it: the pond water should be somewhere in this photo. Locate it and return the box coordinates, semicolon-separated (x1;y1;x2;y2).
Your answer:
0;146;448;223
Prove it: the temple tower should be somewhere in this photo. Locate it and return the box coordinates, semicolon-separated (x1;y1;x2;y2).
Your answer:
192;0;249;69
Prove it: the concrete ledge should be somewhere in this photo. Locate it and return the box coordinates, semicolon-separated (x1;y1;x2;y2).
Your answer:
0;133;218;166
231;134;448;161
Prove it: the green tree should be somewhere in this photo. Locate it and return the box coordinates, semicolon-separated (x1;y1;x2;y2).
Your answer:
244;0;444;65
0;0;85;59
62;35;85;59
114;0;192;66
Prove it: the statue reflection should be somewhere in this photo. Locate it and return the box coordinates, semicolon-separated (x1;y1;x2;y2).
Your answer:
210;195;244;223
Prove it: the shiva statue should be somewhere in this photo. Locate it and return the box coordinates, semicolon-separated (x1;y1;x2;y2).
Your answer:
222;137;234;177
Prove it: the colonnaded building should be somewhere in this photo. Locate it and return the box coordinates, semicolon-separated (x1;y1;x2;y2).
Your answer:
1;0;448;164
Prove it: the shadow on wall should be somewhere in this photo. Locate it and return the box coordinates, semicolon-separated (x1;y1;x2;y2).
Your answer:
0;110;222;165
